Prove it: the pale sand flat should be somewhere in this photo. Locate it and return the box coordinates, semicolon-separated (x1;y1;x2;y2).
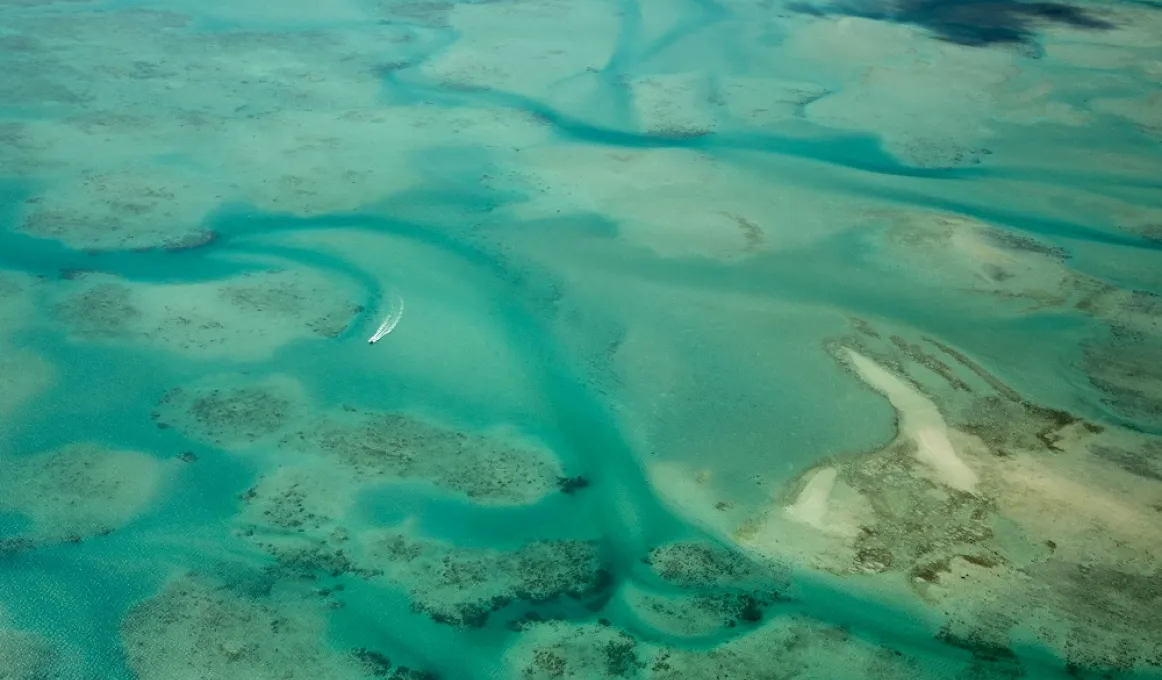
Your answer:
784;466;838;530
843;348;979;493
0;348;55;419
994;450;1162;571
1;444;170;542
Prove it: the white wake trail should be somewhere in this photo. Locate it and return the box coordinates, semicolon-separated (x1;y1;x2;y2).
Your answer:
368;295;404;344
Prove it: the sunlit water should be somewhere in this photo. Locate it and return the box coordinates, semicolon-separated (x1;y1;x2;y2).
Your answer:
1;0;1161;678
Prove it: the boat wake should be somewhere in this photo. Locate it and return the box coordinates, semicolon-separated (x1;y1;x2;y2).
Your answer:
368;295;404;344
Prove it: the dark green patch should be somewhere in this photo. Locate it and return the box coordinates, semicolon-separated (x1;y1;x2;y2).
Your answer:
603;636;642;676
937;625;1020;665
911;558;951;583
1090;443;1162;481
960;553;1000;568
557;476;590;494
979;228;1069;260
531;649;566;679
890;335;971;392
736;595;763;623
352;649;439;680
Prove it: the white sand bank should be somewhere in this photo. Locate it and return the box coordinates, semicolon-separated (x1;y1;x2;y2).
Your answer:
843;349;978;493
784;466;838;530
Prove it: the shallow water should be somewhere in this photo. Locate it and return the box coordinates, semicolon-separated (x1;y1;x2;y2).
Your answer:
1;0;1161;678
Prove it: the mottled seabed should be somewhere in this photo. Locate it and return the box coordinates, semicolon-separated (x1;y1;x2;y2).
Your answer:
1;0;1161;678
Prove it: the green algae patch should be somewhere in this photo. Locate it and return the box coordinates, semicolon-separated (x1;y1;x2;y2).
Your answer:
504;616;927;680
360;529;611;628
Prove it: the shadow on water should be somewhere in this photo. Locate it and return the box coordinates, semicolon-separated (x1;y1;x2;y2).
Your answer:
786;0;1115;46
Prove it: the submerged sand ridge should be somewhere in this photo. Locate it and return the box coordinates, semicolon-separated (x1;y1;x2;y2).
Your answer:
0;272;55;425
0;617;81;680
0;443;173;548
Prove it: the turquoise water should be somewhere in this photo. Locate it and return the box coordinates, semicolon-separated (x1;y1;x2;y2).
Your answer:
2;0;1162;678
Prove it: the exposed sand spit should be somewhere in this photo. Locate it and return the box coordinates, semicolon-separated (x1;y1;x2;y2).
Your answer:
842;348;978;493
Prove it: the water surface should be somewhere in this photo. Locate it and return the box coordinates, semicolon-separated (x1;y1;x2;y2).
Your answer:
1;0;1161;678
